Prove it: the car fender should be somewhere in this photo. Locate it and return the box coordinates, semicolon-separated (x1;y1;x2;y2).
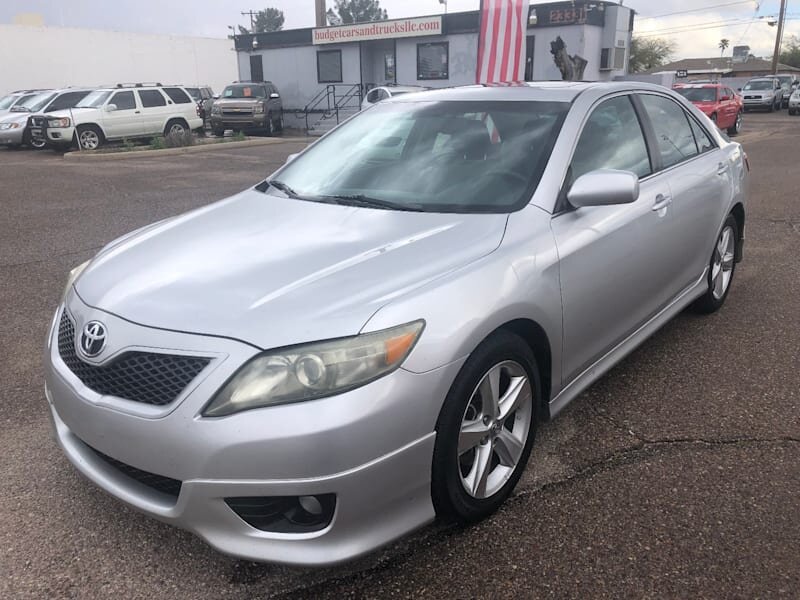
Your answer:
361;204;563;395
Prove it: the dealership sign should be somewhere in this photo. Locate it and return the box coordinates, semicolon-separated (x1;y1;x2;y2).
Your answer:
313;16;443;45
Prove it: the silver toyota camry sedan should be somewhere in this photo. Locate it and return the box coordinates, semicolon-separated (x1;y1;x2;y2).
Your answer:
45;82;748;566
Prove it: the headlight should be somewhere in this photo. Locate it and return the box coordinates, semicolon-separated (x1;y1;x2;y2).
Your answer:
0;122;20;130
211;105;221;115
62;260;90;301
203;320;425;417
254;104;265;114
48;117;71;128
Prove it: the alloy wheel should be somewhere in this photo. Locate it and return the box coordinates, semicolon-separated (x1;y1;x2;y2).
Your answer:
711;225;735;300
458;360;533;499
168;123;186;136
79;130;99;150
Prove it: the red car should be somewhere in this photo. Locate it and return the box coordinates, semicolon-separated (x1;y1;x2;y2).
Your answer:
673;83;743;136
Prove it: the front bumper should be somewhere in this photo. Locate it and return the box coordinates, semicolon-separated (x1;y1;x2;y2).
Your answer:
210;114;268;130
743;97;773;108
0;126;24;146
45;296;460;565
46;125;76;147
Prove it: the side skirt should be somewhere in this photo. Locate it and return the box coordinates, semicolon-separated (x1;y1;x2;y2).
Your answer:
548;269;709;419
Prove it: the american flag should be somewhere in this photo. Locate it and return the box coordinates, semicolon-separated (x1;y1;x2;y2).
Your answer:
476;0;530;84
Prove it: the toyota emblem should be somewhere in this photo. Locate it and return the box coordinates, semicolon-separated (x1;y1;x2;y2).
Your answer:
80;321;107;358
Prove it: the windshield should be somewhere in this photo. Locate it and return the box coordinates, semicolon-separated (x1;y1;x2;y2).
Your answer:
14;92;56;112
76;90;113;108
0;95;20;110
222;84;266;99
185;87;201;100
675;87;717;103
268;100;569;213
744;81;773;91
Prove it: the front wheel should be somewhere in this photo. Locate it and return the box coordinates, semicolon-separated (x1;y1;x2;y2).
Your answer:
727;112;742;136
75;125;103;150
22;130;47;149
432;331;539;523
691;214;738;314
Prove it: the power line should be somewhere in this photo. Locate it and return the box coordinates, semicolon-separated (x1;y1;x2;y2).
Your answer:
636;17;800;38
639;17;754;35
636;0;759;21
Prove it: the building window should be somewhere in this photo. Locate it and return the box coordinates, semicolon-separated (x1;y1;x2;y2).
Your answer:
317;50;343;83
384;52;396;82
417;42;449;80
614;47;626;70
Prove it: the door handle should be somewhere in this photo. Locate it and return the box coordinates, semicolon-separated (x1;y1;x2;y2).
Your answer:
652;194;672;212
717;162;728;176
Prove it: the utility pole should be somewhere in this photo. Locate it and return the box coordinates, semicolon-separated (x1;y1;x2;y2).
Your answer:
771;0;787;74
241;10;257;32
315;0;327;27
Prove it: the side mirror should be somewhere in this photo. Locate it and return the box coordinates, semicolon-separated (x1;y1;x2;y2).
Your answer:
212;94;220;100
567;170;640;208
737;88;742;92
104;104;117;112
285;153;299;164
270;92;280;99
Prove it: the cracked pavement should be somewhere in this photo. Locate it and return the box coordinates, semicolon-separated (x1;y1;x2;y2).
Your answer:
1;112;799;599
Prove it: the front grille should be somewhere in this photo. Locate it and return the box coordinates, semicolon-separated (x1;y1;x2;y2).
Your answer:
57;311;210;406
29;116;46;127
222;108;254;116
88;444;182;499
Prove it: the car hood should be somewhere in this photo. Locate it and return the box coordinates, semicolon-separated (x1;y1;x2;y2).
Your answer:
75;188;508;350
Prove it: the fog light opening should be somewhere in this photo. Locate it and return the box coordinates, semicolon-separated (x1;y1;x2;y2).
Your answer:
298;495;323;516
225;493;336;533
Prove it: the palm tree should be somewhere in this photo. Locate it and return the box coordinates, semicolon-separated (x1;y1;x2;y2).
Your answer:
719;38;730;56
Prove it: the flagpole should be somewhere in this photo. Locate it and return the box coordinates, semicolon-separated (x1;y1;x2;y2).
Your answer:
476;0;485;84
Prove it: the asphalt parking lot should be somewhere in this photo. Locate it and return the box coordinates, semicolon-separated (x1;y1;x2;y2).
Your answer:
1;111;799;599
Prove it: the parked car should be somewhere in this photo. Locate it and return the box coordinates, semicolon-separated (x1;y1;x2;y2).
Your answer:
42;84;204;150
789;86;800;115
361;85;429;110
673;83;743;135
740;78;783;112
185;85;215;125
0;88;92;149
0;89;50;117
770;74;795;108
46;82;747;567
209;81;283;136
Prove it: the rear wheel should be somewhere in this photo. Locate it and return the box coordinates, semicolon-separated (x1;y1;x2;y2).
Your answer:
691;214;738;314
75;124;103;150
213;127;225;137
432;331;539;523
164;119;188;137
727;111;742;135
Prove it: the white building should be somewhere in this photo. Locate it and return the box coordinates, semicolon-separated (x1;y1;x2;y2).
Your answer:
234;2;635;113
0;24;237;96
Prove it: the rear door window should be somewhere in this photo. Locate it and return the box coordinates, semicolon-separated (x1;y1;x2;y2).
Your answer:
639;94;700;169
570;95;652;181
163;87;192;104
138;89;167;108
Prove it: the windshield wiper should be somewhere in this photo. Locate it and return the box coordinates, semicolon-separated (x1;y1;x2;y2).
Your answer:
267;179;302;199
321;194;424;212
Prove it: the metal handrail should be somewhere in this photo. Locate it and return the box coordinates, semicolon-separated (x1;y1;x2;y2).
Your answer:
303;84;364;131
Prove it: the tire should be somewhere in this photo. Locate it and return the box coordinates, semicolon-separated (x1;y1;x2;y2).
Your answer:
213;128;225;137
22;130;46;149
432;330;540;523
75;124;103;150
789;109;797;116
164;119;188;137
274;112;284;136
727;111;742;136
768;101;775;113
691;214;738;314
264;113;274;137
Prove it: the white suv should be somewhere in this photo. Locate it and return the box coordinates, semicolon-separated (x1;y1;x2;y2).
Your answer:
44;84;203;150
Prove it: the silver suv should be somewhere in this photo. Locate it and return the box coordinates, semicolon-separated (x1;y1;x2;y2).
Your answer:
741;78;783;112
210;81;283;136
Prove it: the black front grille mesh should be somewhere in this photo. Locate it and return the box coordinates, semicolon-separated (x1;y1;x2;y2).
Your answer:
57;311;210;406
88;444;182;499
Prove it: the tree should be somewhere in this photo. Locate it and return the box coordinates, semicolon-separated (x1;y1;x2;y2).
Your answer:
719;38;730;56
779;35;800;68
326;0;388;25
238;7;284;34
628;36;677;73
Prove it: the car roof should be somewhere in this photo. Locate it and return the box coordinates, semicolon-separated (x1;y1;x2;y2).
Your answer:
387;81;677;104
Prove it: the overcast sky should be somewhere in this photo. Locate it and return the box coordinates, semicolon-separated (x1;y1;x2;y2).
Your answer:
1;1;797;59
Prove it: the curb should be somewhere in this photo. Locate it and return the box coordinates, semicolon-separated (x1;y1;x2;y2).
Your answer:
62;136;310;161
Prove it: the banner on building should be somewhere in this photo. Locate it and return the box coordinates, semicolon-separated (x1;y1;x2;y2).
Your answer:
313;16;442;45
476;0;531;83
